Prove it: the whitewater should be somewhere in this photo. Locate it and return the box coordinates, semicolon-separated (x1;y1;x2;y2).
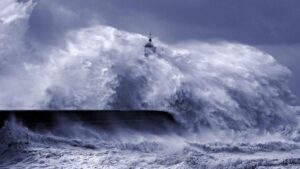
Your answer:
1;0;300;168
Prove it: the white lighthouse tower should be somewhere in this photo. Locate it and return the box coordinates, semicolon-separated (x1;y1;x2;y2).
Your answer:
144;33;156;57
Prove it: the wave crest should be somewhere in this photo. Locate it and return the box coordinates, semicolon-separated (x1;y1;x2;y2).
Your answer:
0;0;298;132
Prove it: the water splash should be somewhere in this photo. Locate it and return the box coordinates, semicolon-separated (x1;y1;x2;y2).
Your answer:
0;0;298;133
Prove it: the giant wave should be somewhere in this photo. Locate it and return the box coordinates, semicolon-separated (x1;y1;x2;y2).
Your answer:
1;0;300;168
0;0;298;132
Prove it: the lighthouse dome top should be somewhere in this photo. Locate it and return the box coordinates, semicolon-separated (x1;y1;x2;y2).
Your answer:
145;33;154;47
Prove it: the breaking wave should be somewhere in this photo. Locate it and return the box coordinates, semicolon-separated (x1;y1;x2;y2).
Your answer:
0;0;298;133
1;1;300;168
1;120;300;168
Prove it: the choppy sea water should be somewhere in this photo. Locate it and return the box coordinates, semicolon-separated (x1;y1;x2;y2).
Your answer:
1;119;300;169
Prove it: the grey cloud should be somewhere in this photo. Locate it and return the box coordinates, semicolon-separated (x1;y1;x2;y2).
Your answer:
28;0;300;45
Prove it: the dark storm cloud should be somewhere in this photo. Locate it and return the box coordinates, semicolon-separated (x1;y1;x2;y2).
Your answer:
101;0;300;45
28;0;300;45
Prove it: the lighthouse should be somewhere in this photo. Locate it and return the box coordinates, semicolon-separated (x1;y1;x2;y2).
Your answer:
144;33;156;57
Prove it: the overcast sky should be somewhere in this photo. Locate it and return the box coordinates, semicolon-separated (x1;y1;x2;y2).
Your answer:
27;0;300;101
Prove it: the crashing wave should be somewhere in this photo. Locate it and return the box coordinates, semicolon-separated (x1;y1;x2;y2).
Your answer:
0;0;299;133
1;120;300;169
1;0;300;168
